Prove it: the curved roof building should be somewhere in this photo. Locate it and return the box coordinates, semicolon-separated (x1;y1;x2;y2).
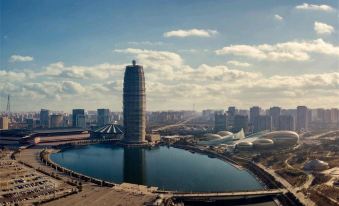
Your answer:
236;141;253;150
217;131;233;137
303;159;329;171
260;131;299;146
253;139;274;148
198;129;245;146
91;124;123;139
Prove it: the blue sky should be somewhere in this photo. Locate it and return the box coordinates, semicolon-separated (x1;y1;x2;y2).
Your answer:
0;0;338;111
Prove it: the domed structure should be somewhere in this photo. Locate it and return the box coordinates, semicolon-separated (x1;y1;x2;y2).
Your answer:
303;159;329;171
260;131;299;146
90;124;123;139
236;141;253;150
253;139;274;149
204;133;222;140
217;131;233;137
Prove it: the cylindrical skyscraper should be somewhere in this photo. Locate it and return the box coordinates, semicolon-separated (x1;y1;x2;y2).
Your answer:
123;60;146;144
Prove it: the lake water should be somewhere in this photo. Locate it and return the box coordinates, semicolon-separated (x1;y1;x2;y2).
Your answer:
50;144;263;192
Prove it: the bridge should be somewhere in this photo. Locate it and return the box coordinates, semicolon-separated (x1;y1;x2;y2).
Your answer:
172;189;287;200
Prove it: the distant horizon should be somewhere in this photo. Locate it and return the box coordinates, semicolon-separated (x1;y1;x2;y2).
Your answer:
1;0;338;111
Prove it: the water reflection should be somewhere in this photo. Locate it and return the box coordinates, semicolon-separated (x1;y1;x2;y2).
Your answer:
123;147;146;184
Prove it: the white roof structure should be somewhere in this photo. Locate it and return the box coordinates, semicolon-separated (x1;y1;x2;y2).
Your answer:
198;129;245;146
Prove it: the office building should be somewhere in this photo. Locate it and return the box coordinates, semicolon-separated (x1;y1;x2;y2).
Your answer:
72;109;85;128
0;117;9;129
97;109;110;127
250;106;260;124
214;111;227;132
296;106;308;131
123;60;146;144
40;109;50;128
278;115;295;131
233;115;248;133
269;107;281;130
253;115;272;132
50;114;64;128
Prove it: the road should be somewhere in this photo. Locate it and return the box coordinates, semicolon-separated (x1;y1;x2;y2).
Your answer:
256;163;316;206
155;116;197;131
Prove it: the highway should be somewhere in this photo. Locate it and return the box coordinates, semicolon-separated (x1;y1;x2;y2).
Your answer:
172;189;286;198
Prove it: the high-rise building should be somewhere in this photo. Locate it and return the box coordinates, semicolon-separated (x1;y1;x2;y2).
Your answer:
123;60;146;144
76;115;86;129
278;115;295;131
253;115;272;132
72;109;85;128
269;106;281;130
97;109;110;127
227;106;237;129
233;115;248;133
296;106;308;131
40;109;50;128
50;114;64;128
214;111;227;132
0;117;9;129
250;106;260;124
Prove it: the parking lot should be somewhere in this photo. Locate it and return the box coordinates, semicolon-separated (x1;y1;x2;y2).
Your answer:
0;156;74;205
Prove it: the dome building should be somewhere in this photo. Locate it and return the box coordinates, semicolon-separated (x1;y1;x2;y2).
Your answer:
253;139;274;149
217;131;233;137
260;131;299;146
236;141;253;150
90;123;123;140
303;159;329;171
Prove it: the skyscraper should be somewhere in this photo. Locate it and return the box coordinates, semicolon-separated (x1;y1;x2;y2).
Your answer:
278;115;295;131
269;106;281;130
253;115;272;133
72;109;85;128
123;60;146;144
40;109;50;128
296;106;308;131
233;115;248;133
97;109;110;127
50;114;64;128
250;106;260;124
214;111;227;132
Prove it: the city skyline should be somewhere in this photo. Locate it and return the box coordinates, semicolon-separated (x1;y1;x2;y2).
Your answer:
1;0;339;111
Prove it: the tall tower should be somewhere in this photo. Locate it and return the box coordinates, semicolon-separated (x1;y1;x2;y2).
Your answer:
123;60;146;144
6;95;10;113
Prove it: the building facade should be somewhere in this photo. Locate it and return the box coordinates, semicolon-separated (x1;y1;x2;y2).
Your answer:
40;109;50;128
296;106;308;131
214;111;227;132
50;114;64;128
123;60;146;144
278;115;295;131
0;117;9;129
97;109;110;127
72;109;85;128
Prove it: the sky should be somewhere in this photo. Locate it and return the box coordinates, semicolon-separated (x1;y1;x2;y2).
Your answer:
0;0;338;112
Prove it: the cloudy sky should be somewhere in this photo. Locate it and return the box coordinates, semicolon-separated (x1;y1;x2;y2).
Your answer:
1;0;338;112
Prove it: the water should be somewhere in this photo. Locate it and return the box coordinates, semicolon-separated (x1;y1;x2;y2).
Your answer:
50;144;263;192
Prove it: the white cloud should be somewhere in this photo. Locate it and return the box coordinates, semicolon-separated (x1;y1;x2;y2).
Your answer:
274;14;283;21
61;81;86;94
127;41;165;46
163;29;218;38
2;46;339;110
295;3;334;12
216;39;339;61
9;55;34;62
314;21;334;35
227;60;251;67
